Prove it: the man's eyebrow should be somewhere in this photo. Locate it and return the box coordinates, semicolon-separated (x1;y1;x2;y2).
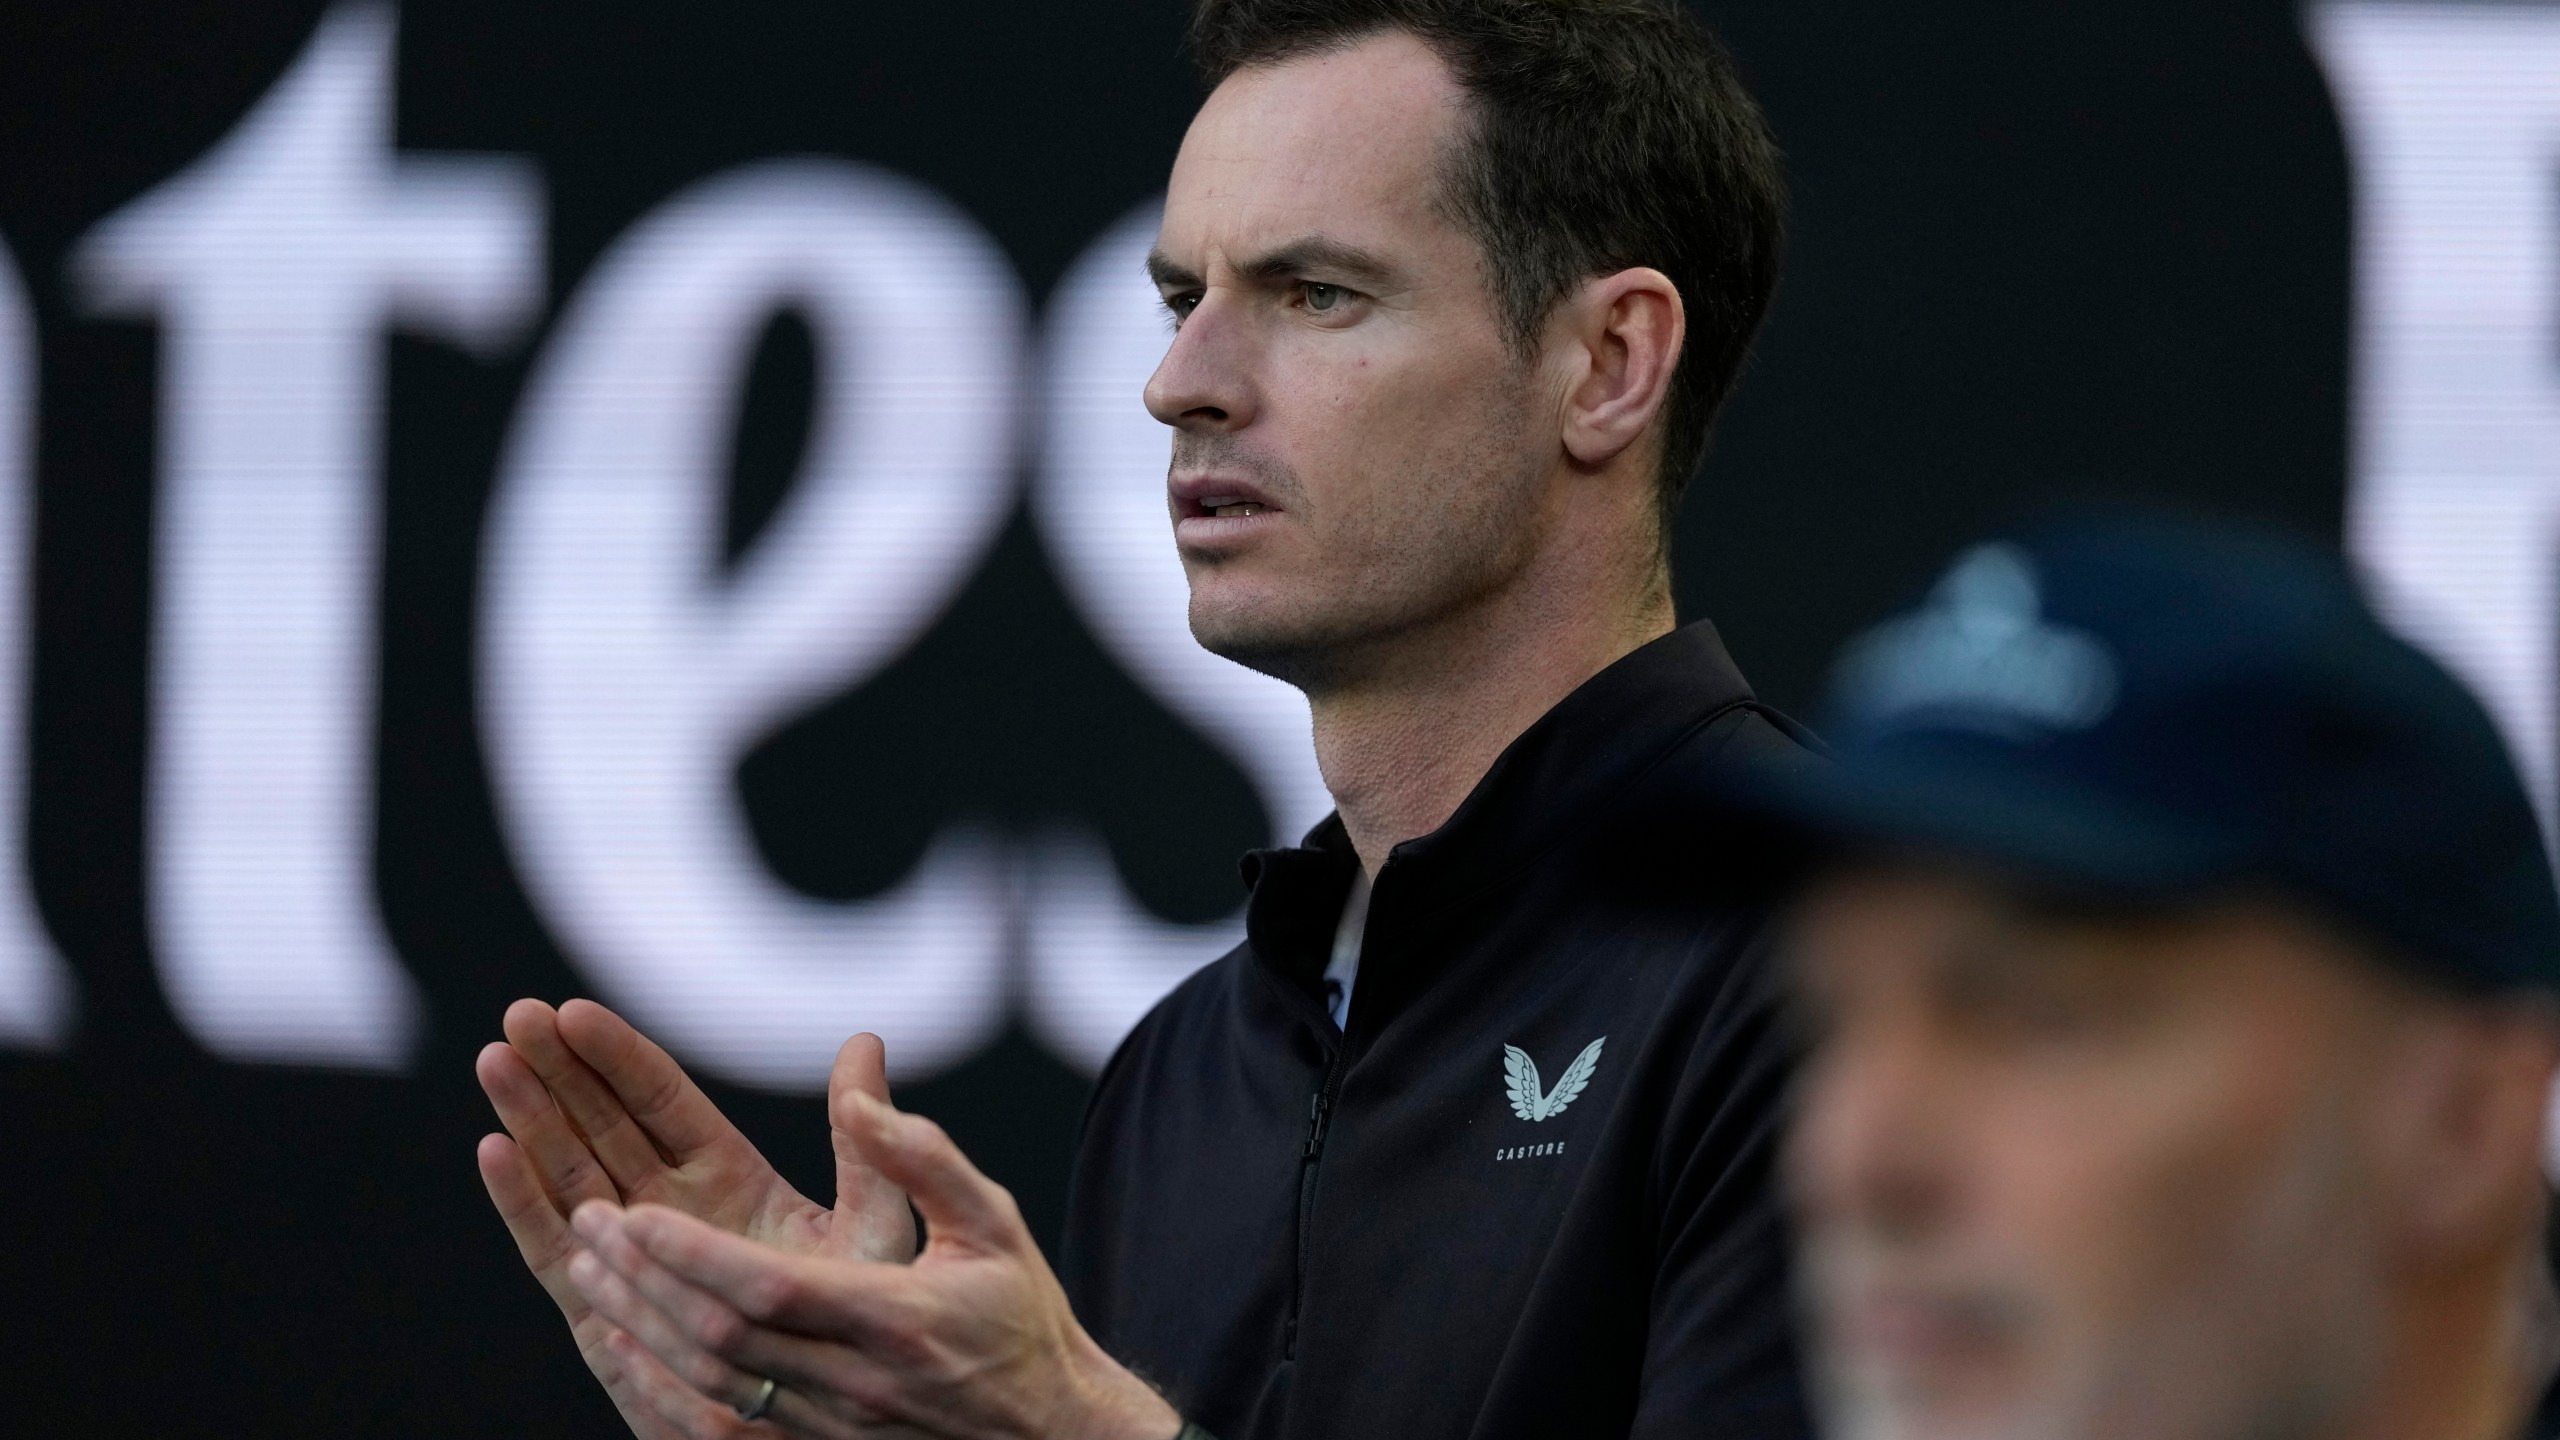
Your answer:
1145;238;1402;294
1234;237;1399;289
1145;249;1200;292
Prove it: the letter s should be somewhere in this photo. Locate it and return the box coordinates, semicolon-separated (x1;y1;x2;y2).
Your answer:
1025;202;1332;1070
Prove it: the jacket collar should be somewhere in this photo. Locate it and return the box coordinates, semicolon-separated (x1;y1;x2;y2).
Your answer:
1240;620;1760;997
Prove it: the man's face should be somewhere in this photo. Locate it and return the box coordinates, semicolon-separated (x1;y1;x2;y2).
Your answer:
1787;864;2420;1440
1146;32;1556;687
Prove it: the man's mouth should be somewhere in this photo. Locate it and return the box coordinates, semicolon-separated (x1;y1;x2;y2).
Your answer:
1815;1269;2034;1374
1170;472;1285;531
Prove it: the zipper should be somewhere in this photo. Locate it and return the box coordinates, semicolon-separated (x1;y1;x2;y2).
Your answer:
1283;1045;1350;1359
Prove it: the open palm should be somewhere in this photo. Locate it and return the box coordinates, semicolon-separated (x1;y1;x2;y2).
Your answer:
476;998;915;1438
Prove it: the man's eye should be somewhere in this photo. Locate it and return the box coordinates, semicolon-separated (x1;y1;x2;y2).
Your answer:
1162;294;1200;326
1302;282;1349;314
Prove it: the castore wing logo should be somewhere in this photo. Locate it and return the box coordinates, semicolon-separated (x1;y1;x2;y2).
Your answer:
1502;1036;1606;1122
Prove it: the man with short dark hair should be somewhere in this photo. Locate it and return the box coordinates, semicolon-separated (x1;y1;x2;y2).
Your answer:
1738;514;2560;1440
476;3;1811;1437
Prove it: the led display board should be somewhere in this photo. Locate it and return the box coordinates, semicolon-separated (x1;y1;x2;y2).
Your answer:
3;0;2526;1432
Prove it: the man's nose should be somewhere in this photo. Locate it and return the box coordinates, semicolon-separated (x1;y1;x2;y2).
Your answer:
1144;295;1255;431
1787;1026;1957;1243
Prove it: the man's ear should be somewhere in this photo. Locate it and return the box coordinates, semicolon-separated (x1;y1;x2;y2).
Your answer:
2378;1006;2560;1262
1555;267;1685;472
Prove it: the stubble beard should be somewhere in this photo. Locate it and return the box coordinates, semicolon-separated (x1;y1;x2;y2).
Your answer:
1799;1233;2056;1440
1180;379;1548;700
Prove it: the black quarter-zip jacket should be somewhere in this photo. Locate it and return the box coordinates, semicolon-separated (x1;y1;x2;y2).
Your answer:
1060;622;1815;1440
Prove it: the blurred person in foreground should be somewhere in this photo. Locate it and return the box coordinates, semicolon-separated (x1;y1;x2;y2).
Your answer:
1727;513;2560;1440
473;2;1814;1438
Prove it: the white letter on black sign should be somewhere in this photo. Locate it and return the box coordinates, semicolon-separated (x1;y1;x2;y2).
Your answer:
484;162;1021;1089
74;4;541;1066
0;236;72;1048
2310;3;2560;832
1026;202;1331;1070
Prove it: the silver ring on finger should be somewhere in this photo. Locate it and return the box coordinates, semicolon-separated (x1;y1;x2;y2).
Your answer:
736;1374;780;1423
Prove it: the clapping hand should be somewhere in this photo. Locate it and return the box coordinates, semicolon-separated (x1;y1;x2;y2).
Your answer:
476;999;919;1438
562;1085;1183;1440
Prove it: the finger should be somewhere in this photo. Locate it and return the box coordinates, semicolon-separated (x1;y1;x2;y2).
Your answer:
582;1213;908;1436
485;1138;709;1440
573;1322;702;1440
596;1201;920;1340
558;997;750;1164
600;1328;791;1440
827;1034;915;1262
505;999;675;1189
478;1041;621;1213
829;1033;892;1111
669;1304;908;1438
835;1091;1028;1256
477;1132;597;1322
717;1327;902;1437
571;1242;771;1417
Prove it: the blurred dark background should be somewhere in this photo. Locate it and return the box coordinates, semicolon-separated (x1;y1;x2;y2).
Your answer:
0;0;2348;1432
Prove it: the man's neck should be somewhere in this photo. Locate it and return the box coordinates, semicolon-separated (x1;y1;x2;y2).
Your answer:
1308;576;1675;879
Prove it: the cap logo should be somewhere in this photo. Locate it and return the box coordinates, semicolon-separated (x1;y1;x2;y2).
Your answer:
1835;544;2118;737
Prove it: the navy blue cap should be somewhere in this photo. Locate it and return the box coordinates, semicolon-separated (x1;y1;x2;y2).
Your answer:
1726;510;2560;995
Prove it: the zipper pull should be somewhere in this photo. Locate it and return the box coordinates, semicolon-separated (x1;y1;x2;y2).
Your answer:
1302;1090;1330;1159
